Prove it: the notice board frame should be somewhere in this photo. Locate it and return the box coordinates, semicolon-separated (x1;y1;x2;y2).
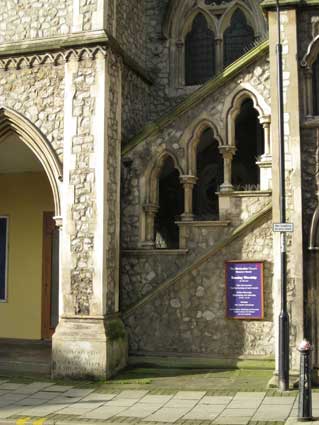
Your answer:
225;260;264;320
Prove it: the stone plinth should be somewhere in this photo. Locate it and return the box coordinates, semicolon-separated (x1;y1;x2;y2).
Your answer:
52;317;127;379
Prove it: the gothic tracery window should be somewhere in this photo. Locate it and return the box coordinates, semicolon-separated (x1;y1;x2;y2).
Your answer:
223;9;255;67
185;13;215;86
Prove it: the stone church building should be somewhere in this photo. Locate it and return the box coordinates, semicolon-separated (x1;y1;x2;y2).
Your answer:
1;0;319;380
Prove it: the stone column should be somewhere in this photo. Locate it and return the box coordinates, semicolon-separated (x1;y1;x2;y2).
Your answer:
176;40;184;87
304;66;313;117
142;203;159;249
268;6;304;374
258;115;272;190
219;146;236;192
215;38;223;74
180;175;197;221
52;47;127;380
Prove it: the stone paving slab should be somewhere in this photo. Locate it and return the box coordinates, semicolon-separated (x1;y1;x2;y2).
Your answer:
252;404;293;421
43;385;74;393
58;406;95;415
173;391;206;400
199;396;233;405
81;393;117;402
71;401;105;410
143;407;192;423
0;383;24;391
82;405;127;419
107;399;140;407
165;399;198;408
213;416;251;424
140;395;173;405
0;406;26;419
228;399;262;409
219;408;257;417
115;390;149;400
233;392;266;399
183;405;224;420
0;394;28;402
29;391;62;400
263;397;295;405
63;388;95;398
117;404;161;418
49;396;83;405
16;398;46;406
14;382;54;394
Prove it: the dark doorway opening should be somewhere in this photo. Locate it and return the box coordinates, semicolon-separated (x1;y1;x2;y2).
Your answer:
232;99;264;190
155;158;183;249
193;128;223;220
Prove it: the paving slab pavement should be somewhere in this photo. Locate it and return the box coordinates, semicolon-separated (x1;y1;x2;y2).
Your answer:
0;377;317;425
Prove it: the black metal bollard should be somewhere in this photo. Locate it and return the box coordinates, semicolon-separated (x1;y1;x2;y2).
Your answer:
298;340;313;422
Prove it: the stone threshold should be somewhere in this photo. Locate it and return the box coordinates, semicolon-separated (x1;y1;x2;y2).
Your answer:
218;190;272;198
122;249;189;256
175;220;231;227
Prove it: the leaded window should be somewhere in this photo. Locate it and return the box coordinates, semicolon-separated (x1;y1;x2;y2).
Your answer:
185;13;215;86
223;9;255;67
313;57;319;115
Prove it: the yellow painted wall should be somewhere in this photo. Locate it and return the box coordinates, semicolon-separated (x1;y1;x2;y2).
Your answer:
0;172;54;339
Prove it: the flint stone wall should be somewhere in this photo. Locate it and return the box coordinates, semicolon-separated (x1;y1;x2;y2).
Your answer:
0;61;64;159
116;0;146;68
124;216;274;357
69;57;97;315
122;66;150;141
0;0;73;42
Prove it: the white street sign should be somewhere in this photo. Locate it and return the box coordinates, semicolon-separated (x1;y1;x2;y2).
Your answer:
273;223;294;232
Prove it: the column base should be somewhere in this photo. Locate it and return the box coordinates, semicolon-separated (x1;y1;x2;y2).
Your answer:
180;213;194;222
52;316;128;380
219;183;234;193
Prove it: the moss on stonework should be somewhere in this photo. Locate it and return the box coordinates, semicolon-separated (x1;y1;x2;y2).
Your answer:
107;319;126;341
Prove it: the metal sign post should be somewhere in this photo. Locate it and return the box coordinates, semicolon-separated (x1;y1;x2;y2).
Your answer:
275;0;290;391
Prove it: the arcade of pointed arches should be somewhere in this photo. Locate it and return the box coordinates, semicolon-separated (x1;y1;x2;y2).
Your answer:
141;89;272;249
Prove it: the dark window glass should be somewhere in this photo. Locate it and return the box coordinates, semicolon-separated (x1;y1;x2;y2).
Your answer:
0;217;8;301
223;9;255;67
185;13;215;86
313;57;319;115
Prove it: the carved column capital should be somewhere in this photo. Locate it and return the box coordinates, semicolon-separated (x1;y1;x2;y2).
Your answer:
259;115;271;127
143;203;159;215
179;175;197;186
219;145;236;158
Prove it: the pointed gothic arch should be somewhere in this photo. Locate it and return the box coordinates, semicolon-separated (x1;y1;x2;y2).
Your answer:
0;108;63;221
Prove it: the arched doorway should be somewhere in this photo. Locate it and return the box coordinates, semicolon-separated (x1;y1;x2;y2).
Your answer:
0;110;62;341
232;98;264;189
155;157;184;249
193;128;223;220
